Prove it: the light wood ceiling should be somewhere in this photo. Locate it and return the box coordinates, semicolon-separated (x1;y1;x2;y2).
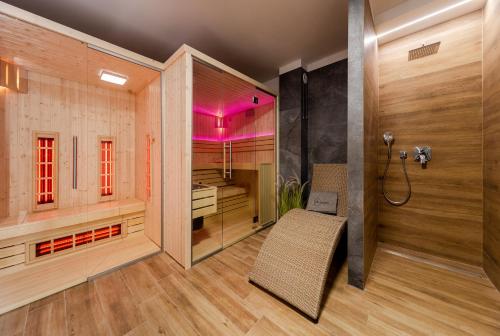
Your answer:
0;13;159;93
193;60;274;117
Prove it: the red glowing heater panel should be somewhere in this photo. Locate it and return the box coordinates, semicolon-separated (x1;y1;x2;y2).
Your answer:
94;226;111;241
36;137;55;204
111;224;122;237
100;140;113;196
145;135;151;200
75;231;93;246
35;240;52;257
53;235;73;253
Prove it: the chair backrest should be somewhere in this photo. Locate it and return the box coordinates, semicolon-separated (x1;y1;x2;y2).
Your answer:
310;164;348;217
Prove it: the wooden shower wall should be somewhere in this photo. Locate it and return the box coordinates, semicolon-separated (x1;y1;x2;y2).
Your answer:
0;70;136;218
483;0;500;289
135;76;162;245
378;11;483;265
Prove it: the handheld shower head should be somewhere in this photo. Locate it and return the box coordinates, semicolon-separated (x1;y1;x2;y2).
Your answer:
383;132;394;146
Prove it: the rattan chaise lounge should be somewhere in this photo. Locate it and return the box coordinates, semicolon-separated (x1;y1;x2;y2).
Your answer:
249;164;347;321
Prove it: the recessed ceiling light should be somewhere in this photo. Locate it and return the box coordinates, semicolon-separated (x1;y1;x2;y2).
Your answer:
377;0;473;39
99;70;128;85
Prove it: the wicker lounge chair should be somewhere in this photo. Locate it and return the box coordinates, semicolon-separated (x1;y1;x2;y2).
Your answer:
249;164;347;321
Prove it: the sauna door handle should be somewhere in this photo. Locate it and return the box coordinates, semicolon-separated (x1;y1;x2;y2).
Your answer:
229;141;232;180
223;141;232;180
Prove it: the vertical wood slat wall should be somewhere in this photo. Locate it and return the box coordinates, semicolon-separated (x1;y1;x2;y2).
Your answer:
164;51;193;267
0;71;136;217
483;0;500;290
136;76;162;246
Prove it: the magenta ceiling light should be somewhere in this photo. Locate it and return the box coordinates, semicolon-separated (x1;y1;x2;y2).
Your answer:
193;95;275;117
192;131;274;142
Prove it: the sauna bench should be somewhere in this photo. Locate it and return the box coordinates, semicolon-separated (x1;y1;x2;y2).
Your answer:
192;163;260;171
0;199;145;241
0;232;159;315
192;185;217;218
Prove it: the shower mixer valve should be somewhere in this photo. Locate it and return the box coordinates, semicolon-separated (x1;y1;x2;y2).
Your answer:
414;146;431;168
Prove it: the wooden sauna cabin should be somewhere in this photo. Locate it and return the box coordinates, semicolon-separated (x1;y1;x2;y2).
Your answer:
164;45;278;268
0;10;163;314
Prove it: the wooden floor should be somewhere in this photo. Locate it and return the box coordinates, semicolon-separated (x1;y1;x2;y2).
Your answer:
1;228;499;336
192;214;258;262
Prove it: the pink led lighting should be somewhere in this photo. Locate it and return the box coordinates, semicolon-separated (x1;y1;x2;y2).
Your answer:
192;94;275;142
193;95;275;117
192;131;274;142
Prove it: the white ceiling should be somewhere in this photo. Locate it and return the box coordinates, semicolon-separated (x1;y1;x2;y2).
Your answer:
2;0;348;82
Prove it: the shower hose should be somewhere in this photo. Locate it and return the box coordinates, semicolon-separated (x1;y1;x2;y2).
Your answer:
382;146;411;206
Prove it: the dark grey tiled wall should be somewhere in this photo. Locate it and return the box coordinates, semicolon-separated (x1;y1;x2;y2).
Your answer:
279;60;348;184
307;59;348;183
279;68;303;181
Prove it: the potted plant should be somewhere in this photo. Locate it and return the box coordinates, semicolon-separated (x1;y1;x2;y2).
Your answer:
278;175;308;218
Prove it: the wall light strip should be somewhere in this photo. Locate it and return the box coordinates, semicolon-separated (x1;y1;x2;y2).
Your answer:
0;59;28;93
377;0;473;39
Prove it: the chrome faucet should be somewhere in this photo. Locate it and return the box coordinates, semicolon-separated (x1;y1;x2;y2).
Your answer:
414;146;431;168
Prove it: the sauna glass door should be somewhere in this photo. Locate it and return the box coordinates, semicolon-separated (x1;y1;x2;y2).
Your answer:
191;59;277;264
191;60;225;262
221;98;258;247
0;13;92;282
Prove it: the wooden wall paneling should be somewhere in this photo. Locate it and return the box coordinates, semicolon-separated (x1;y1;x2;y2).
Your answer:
483;0;500;290
86;83;99;206
135;76;162;246
0;88;7;218
184;55;193;267
164;52;191;268
192;112;221;140
377;11;483;265
192;140;222;170
2;70;136;220
192;136;275;170
255;103;276;166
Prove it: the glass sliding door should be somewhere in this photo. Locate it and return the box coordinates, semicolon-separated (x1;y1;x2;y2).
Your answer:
191;58;277;264
191;60;225;262
221;73;258;247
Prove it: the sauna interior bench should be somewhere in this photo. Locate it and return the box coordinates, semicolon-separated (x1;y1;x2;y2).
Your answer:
0;232;159;315
0;198;159;315
0;199;145;241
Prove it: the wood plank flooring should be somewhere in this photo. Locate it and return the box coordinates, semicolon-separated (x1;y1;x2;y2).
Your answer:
1;228;499;335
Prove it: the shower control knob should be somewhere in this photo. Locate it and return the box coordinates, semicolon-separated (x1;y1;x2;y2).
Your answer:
414;146;431;168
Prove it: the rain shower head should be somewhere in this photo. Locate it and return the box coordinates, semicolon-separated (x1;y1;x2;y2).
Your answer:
408;42;441;61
